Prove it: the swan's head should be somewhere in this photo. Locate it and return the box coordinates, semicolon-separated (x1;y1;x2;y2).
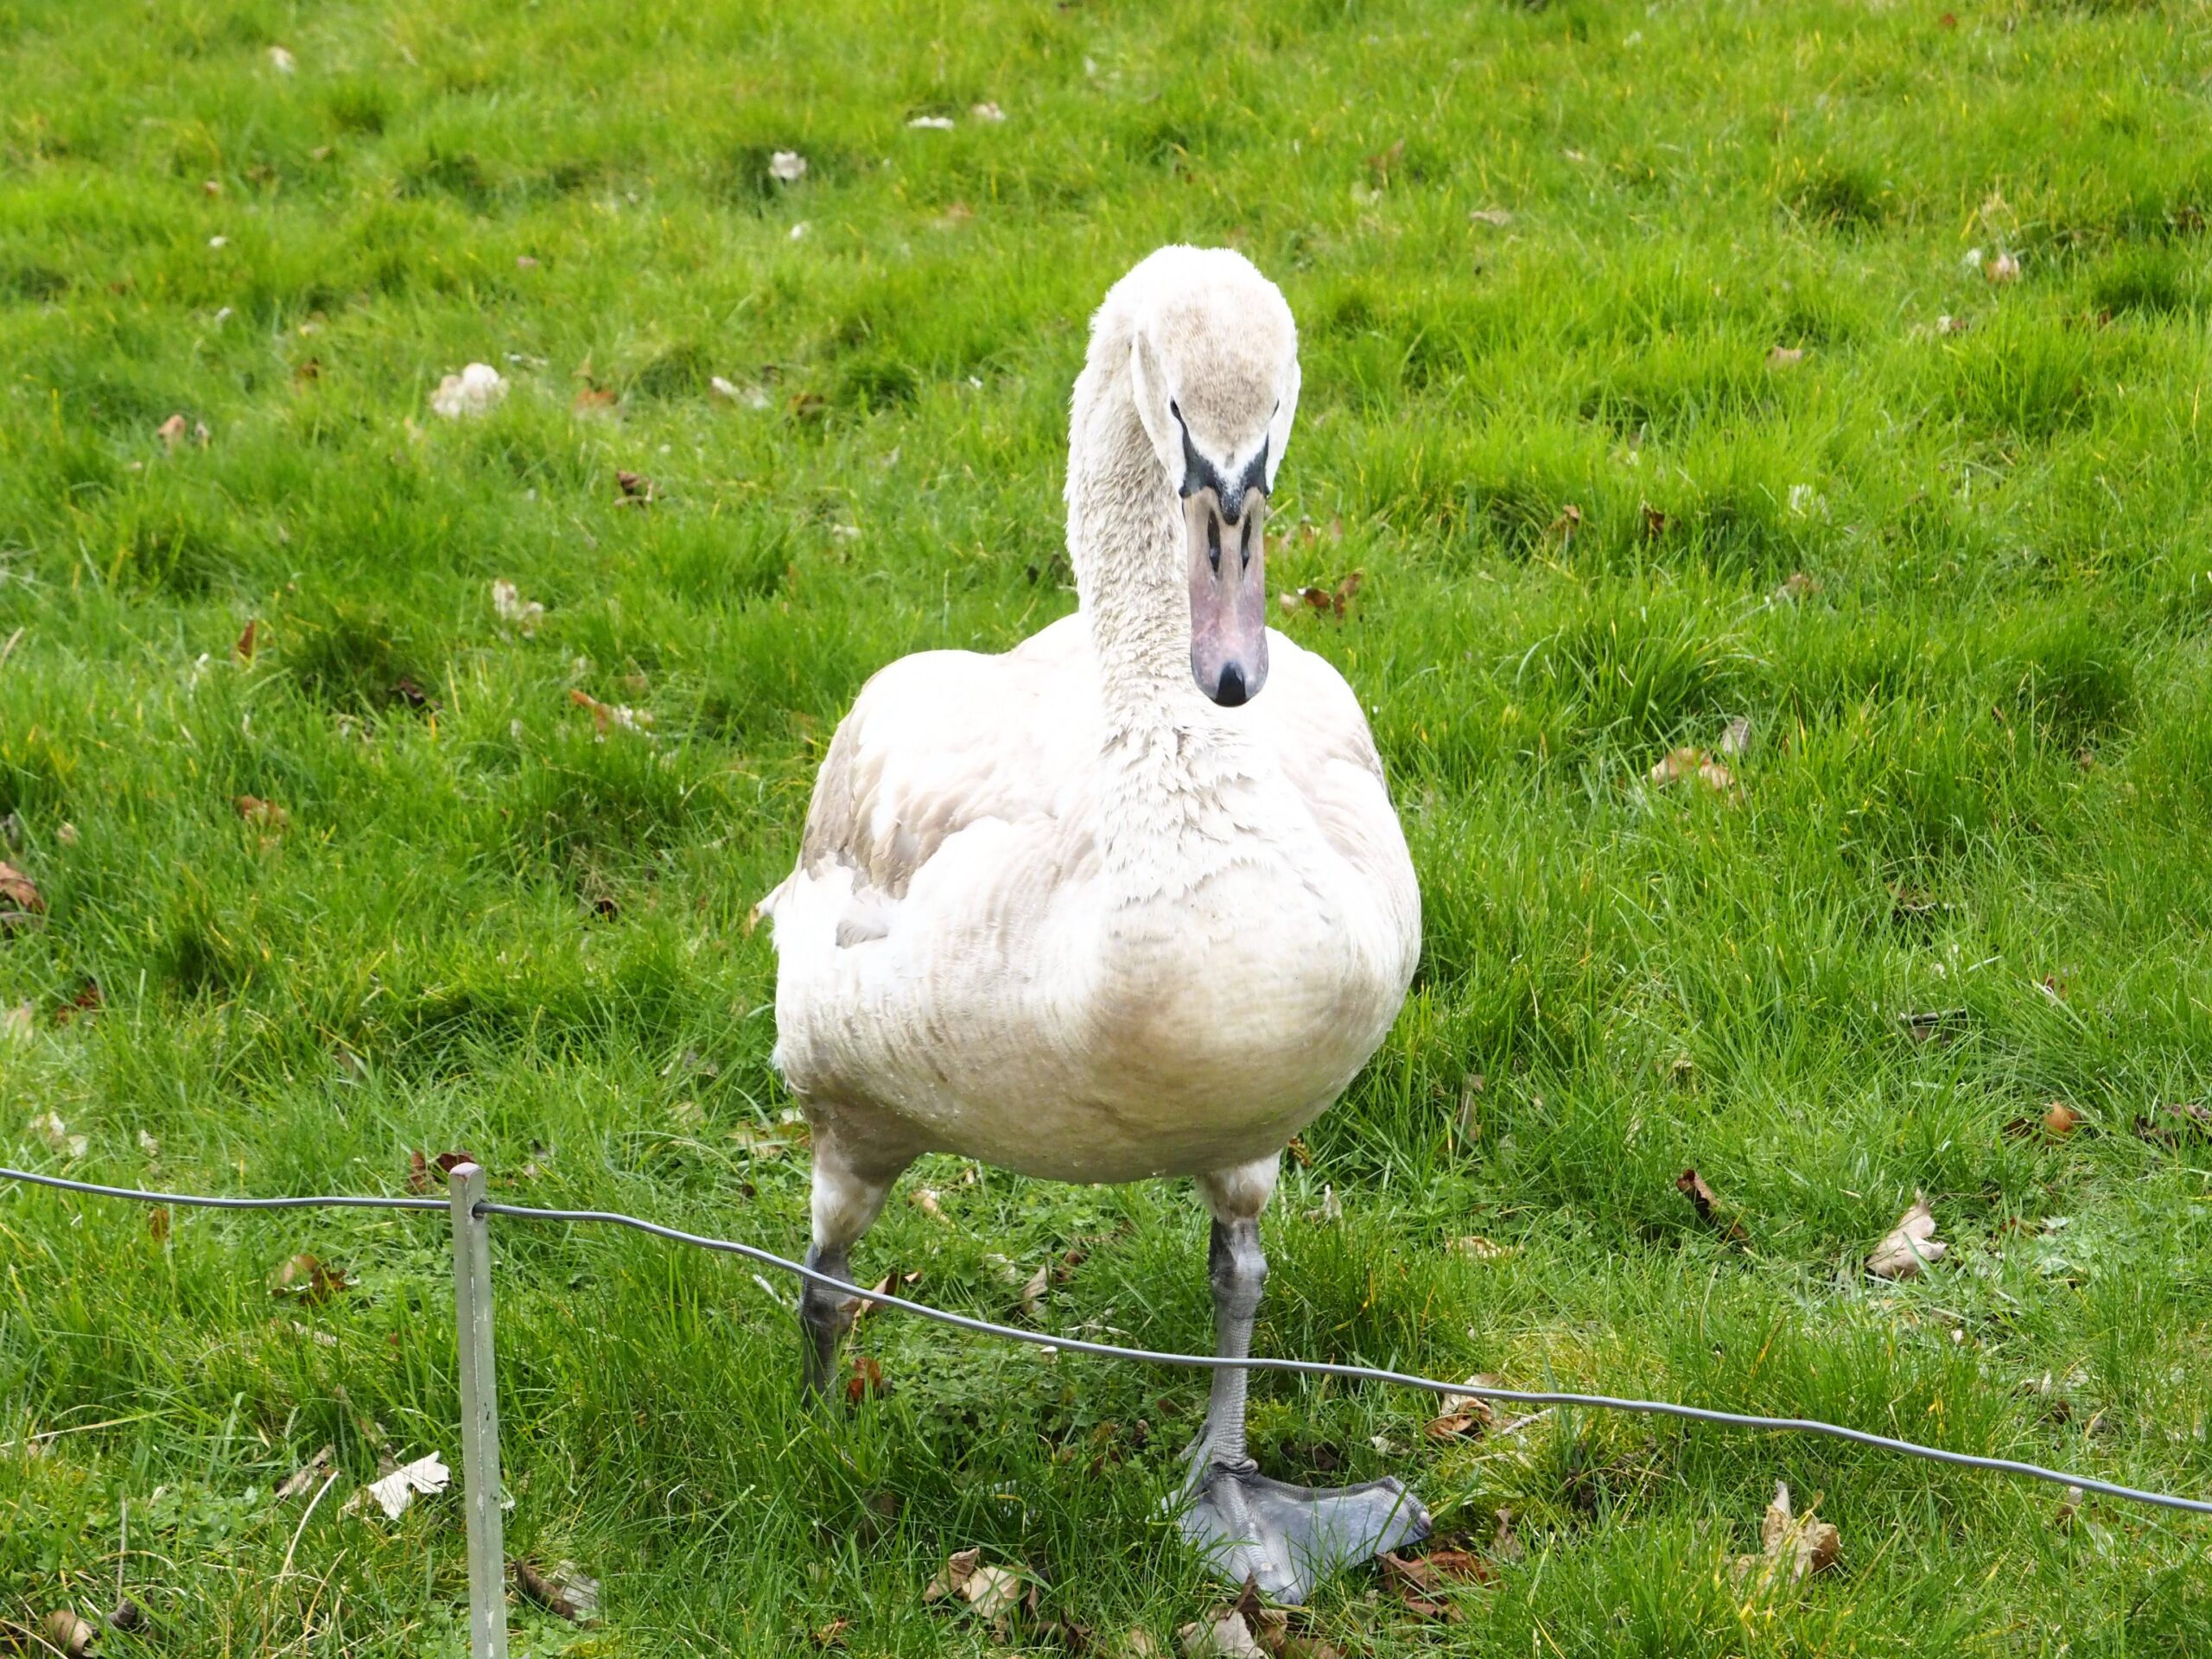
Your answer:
1117;247;1300;709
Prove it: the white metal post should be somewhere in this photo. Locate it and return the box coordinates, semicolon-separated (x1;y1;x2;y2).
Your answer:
448;1161;508;1659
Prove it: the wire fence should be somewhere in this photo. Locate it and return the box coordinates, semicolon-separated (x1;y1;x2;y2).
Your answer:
6;1160;2209;1655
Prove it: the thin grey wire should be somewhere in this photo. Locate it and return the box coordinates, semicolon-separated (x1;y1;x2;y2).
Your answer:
0;1166;445;1213
7;1166;2207;1518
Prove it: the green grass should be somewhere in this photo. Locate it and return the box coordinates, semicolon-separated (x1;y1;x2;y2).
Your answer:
7;0;2212;1650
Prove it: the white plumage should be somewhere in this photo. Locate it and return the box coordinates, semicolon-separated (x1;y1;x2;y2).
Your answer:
762;245;1427;1601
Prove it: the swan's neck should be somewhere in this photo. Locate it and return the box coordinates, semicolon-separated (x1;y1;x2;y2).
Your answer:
1065;368;1260;895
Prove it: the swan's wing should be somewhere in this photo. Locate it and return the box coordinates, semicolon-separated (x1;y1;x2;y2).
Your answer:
762;614;1096;925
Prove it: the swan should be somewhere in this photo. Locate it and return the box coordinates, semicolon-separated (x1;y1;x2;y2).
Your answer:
759;245;1426;1603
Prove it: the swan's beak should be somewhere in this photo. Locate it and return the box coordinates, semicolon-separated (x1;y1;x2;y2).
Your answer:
1186;484;1269;707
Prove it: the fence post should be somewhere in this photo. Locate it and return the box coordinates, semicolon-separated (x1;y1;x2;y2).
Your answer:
448;1161;508;1659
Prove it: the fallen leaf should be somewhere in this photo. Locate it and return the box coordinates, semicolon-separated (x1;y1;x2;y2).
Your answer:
1649;747;1735;793
614;469;655;505
512;1559;601;1624
1548;502;1584;542
569;688;652;738
107;1598;145;1634
769;150;808;182
1773;570;1822;603
0;859;46;918
29;1111;86;1158
1866;1195;1946;1280
270;1253;350;1304
350;1452;450;1519
1122;1630;1167;1657
1020;1261;1052;1320
2043;1102;2081;1137
431;363;506;419
1676;1167;1750;1244
1319;1184;1343;1224
235;795;289;830
1766;346;1804;369
1491;1507;1526;1564
1380;1548;1491;1619
846;1354;884;1404
491;578;545;632
910;1185;949;1222
390;674;431;709
269;44;296;72
1447;1235;1516;1261
1937;312;1971;335
235;618;259;662
926;1547;982;1602
4;1004;39;1045
1425;1376;1499;1441
53;978;99;1027
274;1443;334;1502
1718;715;1752;758
1639;501;1669;538
39;1611;95;1658
1469;207;1514;227
157;413;189;448
1732;1481;1840;1594
963;1564;1023;1620
2133;1103;2212;1145
812;1616;850;1649
1178;1609;1268;1658
2055;1484;2083;1529
971;101;1007;121
147;1205;169;1243
1986;251;2021;284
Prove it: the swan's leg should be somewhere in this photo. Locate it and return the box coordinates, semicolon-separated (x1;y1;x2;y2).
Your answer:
1176;1155;1429;1605
798;1116;912;1400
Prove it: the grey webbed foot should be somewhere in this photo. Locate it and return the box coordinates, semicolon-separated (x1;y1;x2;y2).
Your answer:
1177;1458;1430;1605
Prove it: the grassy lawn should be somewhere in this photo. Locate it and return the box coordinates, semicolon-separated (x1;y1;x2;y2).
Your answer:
9;0;2212;1649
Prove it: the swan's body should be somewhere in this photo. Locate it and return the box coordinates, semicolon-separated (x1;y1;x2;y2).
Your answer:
765;246;1427;1602
763;613;1416;1184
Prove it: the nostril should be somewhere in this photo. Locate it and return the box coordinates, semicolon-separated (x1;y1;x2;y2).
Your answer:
1215;664;1249;707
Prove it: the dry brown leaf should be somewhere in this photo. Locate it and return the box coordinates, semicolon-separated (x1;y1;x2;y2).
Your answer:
157;413;189;449
1866;1196;1946;1280
1732;1481;1840;1594
40;1611;96;1658
512;1559;601;1624
0;859;45;918
51;979;101;1030
2134;1103;2212;1145
572;386;620;416
1020;1261;1052;1321
909;1185;948;1222
1491;1507;1526;1564
846;1354;884;1405
1639;501;1669;539
569;688;652;738
1766;346;1804;369
235;794;289;831
1676;1167;1750;1245
1773;570;1822;604
1986;251;2021;284
1177;1609;1268;1658
615;469;656;505
926;1547;982;1602
2043;1102;2081;1137
235;618;259;663
1469;207;1514;227
107;1599;145;1635
1718;715;1752;758
270;1253;350;1304
147;1205;169;1243
1380;1548;1491;1619
811;1616;850;1649
1425;1376;1500;1441
1447;1234;1516;1261
28;1111;86;1157
1649;747;1735;793
273;1443;334;1502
